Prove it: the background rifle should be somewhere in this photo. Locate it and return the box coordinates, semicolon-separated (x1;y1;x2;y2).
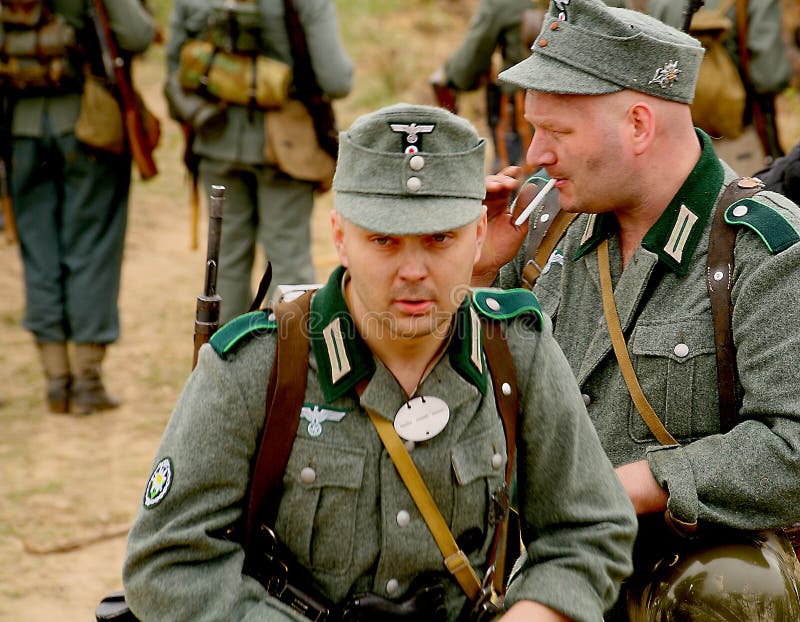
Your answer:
0;96;17;244
283;0;338;160
681;0;705;33
87;0;159;180
192;185;225;369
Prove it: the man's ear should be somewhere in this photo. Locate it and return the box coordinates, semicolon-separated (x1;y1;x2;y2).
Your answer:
628;102;656;156
330;210;349;267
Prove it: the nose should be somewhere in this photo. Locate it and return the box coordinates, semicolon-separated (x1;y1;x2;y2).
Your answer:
526;130;556;169
397;244;429;283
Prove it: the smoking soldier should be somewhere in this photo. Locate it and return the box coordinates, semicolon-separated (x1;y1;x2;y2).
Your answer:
474;0;800;619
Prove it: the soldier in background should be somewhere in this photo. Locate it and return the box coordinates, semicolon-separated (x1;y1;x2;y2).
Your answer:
164;0;353;324
430;0;543;173
1;0;156;414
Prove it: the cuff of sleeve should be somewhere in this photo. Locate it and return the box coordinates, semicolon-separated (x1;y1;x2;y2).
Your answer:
646;444;699;536
504;566;604;622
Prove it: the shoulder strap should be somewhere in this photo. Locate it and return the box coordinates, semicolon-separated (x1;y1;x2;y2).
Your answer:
707;177;763;434
479;317;519;594
519;180;577;290
244;290;313;554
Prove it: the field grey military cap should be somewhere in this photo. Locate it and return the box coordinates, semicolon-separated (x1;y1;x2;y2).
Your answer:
499;0;704;104
333;103;486;235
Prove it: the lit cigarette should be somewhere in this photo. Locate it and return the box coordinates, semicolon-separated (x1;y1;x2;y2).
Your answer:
513;178;557;227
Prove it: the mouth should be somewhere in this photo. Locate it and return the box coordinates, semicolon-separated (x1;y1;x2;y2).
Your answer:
393;299;435;315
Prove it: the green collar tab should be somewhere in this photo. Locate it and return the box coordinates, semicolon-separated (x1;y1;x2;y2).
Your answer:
576;130;724;275
310;266;491;402
209;310;276;359
725;198;800;254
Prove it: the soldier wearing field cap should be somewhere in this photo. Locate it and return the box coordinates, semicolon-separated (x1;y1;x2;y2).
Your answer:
123;103;636;621
474;0;800;619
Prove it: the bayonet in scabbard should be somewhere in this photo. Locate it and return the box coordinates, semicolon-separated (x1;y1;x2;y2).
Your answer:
192;185;225;369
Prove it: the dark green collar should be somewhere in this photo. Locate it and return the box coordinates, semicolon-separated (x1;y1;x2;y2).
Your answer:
575;129;724;276
310;266;487;403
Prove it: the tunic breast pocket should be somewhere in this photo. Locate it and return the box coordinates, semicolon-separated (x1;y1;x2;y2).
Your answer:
275;438;366;576
450;428;507;545
627;318;720;443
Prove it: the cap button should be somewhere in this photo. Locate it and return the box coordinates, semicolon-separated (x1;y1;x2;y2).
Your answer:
549;22;559;31
409;155;425;171
538;38;548;47
406;176;422;192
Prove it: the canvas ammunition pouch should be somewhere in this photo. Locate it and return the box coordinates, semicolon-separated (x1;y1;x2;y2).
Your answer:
178;40;291;110
74;74;124;152
0;2;80;93
177;1;291;110
264;98;336;190
688;4;746;139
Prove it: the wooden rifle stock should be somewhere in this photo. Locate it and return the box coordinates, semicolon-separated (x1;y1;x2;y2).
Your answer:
0;160;17;244
192;185;225;369
88;0;158;180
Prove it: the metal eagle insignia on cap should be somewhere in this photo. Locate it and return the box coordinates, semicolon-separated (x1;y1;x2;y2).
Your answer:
649;61;681;88
390;122;435;153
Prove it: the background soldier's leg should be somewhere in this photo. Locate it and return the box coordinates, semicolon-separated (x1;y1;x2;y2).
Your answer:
60;135;129;414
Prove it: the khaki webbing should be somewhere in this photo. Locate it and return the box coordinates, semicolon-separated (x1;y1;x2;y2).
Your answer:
365;408;482;601
598;239;678;446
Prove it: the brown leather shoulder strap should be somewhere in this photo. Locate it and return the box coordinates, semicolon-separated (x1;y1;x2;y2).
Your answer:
520;186;577;291
707;177;763;434
479;317;519;592
245;290;313;552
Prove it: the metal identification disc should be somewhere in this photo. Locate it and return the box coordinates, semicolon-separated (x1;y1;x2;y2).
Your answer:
393;396;450;442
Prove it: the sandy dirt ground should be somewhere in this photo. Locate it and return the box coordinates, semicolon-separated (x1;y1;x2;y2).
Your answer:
1;2;799;621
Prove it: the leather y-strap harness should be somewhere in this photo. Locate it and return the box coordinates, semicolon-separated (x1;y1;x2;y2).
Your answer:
520;177;763;435
243;291;520;595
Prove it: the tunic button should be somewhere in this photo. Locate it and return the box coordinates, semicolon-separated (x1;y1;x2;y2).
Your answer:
501;382;512;396
300;466;316;484
486;297;501;311
396;510;411;527
409;155;425;171
404;440;415;452
491;453;503;469
732;205;748;217
674;343;689;358
406;176;422;192
386;579;400;595
582;393;591;406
